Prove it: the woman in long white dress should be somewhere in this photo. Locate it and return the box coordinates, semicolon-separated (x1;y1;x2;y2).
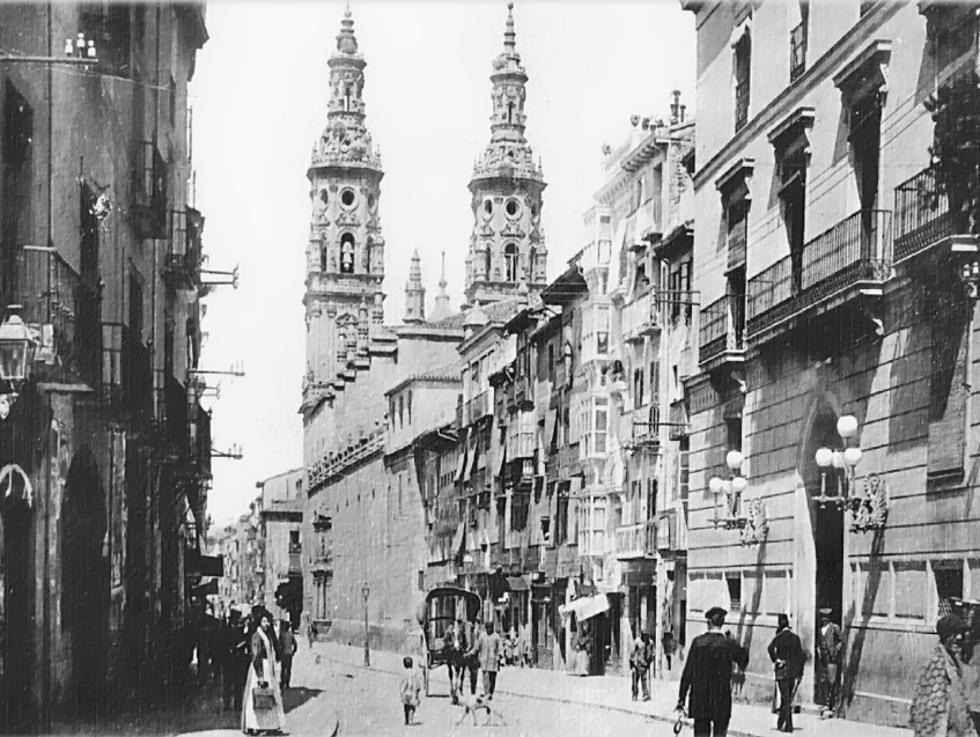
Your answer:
241;612;287;735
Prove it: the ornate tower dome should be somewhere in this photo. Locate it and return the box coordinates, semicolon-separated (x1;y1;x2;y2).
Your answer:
464;3;548;306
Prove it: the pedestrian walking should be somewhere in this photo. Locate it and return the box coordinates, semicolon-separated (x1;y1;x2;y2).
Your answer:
463;620;482;696
307;620;318;649
817;607;842;717
768;614;805;733
241;608;286;736
677;606;749;737
476;621;502;699
399;656;424;725
911;614;977;737
664;630;677;671
630;631;651;701
447;618;469;702
278;619;297;690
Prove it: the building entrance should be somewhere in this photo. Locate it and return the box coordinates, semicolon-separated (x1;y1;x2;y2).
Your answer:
803;407;845;702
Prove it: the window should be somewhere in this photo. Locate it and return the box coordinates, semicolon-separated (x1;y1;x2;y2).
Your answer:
849;93;883;246
289;530;300;546
678;437;690;502
649;360;660;406
727;573;743;610
633;368;645;408
340;233;355;274
398;395;404;428
504;243;518;282
778;146;807;292
646;479;658;517
408;390;413;425
484;247;492;279
790;1;808;81
596;306;610;355
597;239;612;264
934;562;963;618
169;75;176;127
529;247;538;281
734;31;751;132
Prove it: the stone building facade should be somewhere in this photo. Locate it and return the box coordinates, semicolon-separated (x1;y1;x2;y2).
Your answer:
682;0;980;726
258;468;304;624
0;3;213;729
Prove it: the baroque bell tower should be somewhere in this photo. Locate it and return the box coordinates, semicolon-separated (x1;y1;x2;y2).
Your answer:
465;3;547;306
304;5;385;397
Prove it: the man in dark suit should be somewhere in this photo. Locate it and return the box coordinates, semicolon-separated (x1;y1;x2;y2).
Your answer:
817;607;842;716
768;614;805;732
677;607;750;737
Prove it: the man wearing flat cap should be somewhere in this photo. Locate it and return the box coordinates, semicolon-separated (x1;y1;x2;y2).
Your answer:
677;606;750;737
817;607;842;716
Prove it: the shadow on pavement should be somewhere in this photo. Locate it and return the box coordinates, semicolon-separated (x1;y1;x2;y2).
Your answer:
282;686;323;713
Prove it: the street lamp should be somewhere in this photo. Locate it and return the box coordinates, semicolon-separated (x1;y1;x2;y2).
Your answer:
813;415;862;509
0;306;38;420
709;450;747;529
362;582;370;667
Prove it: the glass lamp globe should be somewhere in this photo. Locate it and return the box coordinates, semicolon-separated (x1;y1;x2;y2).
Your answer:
708;477;723;495
726;450;744;471
731;476;748;493
815;447;833;468
722;479;733;495
837;415;858;440
831;450;845;470
843;447;863;467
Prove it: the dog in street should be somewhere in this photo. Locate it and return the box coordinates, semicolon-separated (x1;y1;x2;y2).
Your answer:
454;692;507;727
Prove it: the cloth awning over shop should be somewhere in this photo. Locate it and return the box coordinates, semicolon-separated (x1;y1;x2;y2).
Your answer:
198;555;224;578
506;576;530;592
454;429;470;482
559;593;610;621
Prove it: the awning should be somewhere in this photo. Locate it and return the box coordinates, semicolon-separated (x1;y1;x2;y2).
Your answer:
200;555;224;577
544;410;557;454
451;523;465;556
559;593;610;621
454;429;470;482
506;576;530;592
464;437;479;480
498;445;507;476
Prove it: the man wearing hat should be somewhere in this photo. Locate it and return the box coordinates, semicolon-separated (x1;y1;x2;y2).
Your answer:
817;608;842;716
677;606;750;737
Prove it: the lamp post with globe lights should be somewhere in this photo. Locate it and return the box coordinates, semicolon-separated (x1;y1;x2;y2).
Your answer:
813;415;862;508
709;450;748;529
362;582;370;667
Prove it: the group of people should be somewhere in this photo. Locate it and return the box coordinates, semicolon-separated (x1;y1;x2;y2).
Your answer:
441;618;505;703
208;607;298;736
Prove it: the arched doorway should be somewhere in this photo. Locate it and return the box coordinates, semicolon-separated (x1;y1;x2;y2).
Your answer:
61;448;108;719
801;403;845;701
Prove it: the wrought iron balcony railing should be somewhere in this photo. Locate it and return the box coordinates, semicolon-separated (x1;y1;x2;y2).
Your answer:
2;245;102;389
699;293;746;367
620;292;661;343
892;166;972;263
747;209;892;340
614;519;657;560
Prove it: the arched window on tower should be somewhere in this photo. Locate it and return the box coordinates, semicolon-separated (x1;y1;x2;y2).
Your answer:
529;247;538;281
507;101;514;124
340;233;355;274
504;243;518;282
365;236;373;273
484;247;492;281
344;85;352;112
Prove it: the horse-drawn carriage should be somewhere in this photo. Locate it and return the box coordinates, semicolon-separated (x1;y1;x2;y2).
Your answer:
418;586;482;696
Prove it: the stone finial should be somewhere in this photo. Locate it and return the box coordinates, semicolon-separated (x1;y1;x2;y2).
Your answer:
504;2;516;52
431;250;452;321
337;2;358;54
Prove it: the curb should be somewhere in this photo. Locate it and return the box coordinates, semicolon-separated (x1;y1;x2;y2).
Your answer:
317;653;758;737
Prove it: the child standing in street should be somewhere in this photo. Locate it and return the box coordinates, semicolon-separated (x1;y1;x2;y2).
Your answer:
399;656;423;726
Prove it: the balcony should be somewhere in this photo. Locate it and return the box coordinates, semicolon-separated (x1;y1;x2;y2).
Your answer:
668;398;689;441
790;22;807;82
614;519;657;559
735;81;750;132
747;209;892;343
466;391;490;424
162;208;203;290
620;292;660;344
699;294;746;371
1;245;102;389
893;166;979;265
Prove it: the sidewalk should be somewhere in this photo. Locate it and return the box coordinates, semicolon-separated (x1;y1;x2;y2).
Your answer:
314;641;912;737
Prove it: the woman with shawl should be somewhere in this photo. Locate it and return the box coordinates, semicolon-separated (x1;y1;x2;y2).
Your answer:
241;608;287;735
912;614;977;737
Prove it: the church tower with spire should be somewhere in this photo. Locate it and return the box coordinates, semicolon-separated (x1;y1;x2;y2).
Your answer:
403;250;425;323
465;2;548;306
303;4;386;409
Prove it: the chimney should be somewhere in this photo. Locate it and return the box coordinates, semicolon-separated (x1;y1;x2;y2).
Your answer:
670;89;681;125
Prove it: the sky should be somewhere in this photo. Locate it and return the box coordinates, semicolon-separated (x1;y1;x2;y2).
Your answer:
191;0;696;528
